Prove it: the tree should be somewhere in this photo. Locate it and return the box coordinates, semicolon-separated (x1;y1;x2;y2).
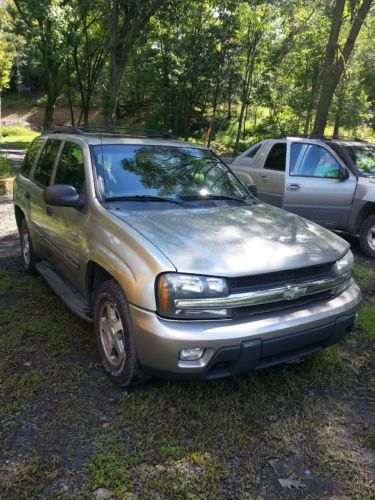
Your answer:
67;0;109;125
0;2;17;133
312;0;373;136
12;0;71;129
233;3;271;156
103;0;164;124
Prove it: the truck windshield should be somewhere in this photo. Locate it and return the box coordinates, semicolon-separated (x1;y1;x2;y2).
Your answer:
92;144;249;202
347;145;375;176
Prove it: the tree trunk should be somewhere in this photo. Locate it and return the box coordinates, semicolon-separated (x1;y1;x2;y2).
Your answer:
160;38;170;132
205;81;221;147
227;76;232;120
105;46;126;124
103;0;164;124
66;60;75;127
43;89;58;130
303;62;319;135
312;0;372;136
333;88;344;137
234;36;258;156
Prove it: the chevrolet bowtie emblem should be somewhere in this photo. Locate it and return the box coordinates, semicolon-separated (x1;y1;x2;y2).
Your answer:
283;285;307;301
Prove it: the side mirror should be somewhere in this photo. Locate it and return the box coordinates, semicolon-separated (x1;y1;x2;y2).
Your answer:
339;167;349;181
44;185;84;208
247;184;258;197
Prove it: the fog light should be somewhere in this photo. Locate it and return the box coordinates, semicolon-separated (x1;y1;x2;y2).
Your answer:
179;348;205;361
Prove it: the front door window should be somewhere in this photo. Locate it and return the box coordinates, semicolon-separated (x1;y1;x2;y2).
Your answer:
54;142;85;192
290;143;340;178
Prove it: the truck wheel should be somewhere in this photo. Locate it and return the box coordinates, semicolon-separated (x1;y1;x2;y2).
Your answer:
359;214;375;258
94;280;149;386
20;218;37;274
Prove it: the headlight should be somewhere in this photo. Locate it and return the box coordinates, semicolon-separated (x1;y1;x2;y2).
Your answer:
333;250;354;277
331;250;353;295
156;273;230;319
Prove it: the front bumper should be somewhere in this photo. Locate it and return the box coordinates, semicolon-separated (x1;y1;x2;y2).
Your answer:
130;280;362;380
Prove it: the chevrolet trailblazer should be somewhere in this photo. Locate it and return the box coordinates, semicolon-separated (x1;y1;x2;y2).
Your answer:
13;127;361;386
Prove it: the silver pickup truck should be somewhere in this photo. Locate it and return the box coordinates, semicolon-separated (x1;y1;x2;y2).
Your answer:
13;127;361;386
230;137;375;258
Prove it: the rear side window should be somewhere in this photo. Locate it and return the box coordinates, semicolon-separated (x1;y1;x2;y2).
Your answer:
54;142;85;192
245;143;262;158
33;139;61;186
264;143;286;171
21;138;43;178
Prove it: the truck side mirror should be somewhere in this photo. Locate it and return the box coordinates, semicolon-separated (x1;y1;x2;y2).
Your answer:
247;184;258;197
339;167;349;181
44;185;84;209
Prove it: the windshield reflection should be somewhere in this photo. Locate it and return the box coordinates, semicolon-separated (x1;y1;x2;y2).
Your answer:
92;145;249;203
348;145;375;176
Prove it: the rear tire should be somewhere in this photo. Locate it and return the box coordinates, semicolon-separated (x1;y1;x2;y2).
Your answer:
20;218;37;274
94;280;149;386
359;214;375;258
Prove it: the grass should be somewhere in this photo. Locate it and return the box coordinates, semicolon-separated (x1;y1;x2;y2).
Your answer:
0;127;39;150
0;256;374;498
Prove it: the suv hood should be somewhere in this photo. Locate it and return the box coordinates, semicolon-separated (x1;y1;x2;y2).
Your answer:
113;204;349;276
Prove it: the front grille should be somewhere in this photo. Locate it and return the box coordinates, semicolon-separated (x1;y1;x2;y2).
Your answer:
231;290;332;319
229;262;334;293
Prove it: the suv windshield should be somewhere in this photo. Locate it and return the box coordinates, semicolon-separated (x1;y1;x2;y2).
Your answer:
346;144;375;176
92;145;249;203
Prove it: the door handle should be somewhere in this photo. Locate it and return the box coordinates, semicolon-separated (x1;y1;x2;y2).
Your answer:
46;206;53;216
286;183;301;191
25;192;30;200
261;175;269;180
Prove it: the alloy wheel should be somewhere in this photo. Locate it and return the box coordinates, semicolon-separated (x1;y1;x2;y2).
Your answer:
99;301;125;367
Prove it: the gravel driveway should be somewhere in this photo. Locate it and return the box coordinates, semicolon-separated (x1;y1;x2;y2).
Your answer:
0;148;24;258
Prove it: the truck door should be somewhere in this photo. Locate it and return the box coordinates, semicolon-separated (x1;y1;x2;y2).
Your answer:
256;141;286;207
283;139;357;230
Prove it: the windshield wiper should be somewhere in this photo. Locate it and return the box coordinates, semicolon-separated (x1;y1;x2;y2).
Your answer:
104;195;183;205
179;194;249;203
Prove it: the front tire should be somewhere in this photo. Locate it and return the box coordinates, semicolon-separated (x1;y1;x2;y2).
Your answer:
94;280;148;386
359;214;375;258
20;218;36;274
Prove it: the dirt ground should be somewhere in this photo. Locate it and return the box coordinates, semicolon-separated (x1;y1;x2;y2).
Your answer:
1;104;103;130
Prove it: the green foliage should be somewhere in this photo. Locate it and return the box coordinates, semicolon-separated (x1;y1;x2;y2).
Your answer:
0;126;33;136
0;154;13;178
358;306;375;340
0;4;16;93
1;0;374;148
0;127;39;149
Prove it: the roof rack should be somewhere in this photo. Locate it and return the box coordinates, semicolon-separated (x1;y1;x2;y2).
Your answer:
274;133;370;142
275;134;330;140
331;136;368;142
44;126;180;141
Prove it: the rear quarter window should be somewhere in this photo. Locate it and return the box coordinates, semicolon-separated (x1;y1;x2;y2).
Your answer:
245;143;262;158
21;138;43;178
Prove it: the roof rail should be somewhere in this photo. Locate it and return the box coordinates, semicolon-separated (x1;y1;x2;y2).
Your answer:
44;126;180;141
